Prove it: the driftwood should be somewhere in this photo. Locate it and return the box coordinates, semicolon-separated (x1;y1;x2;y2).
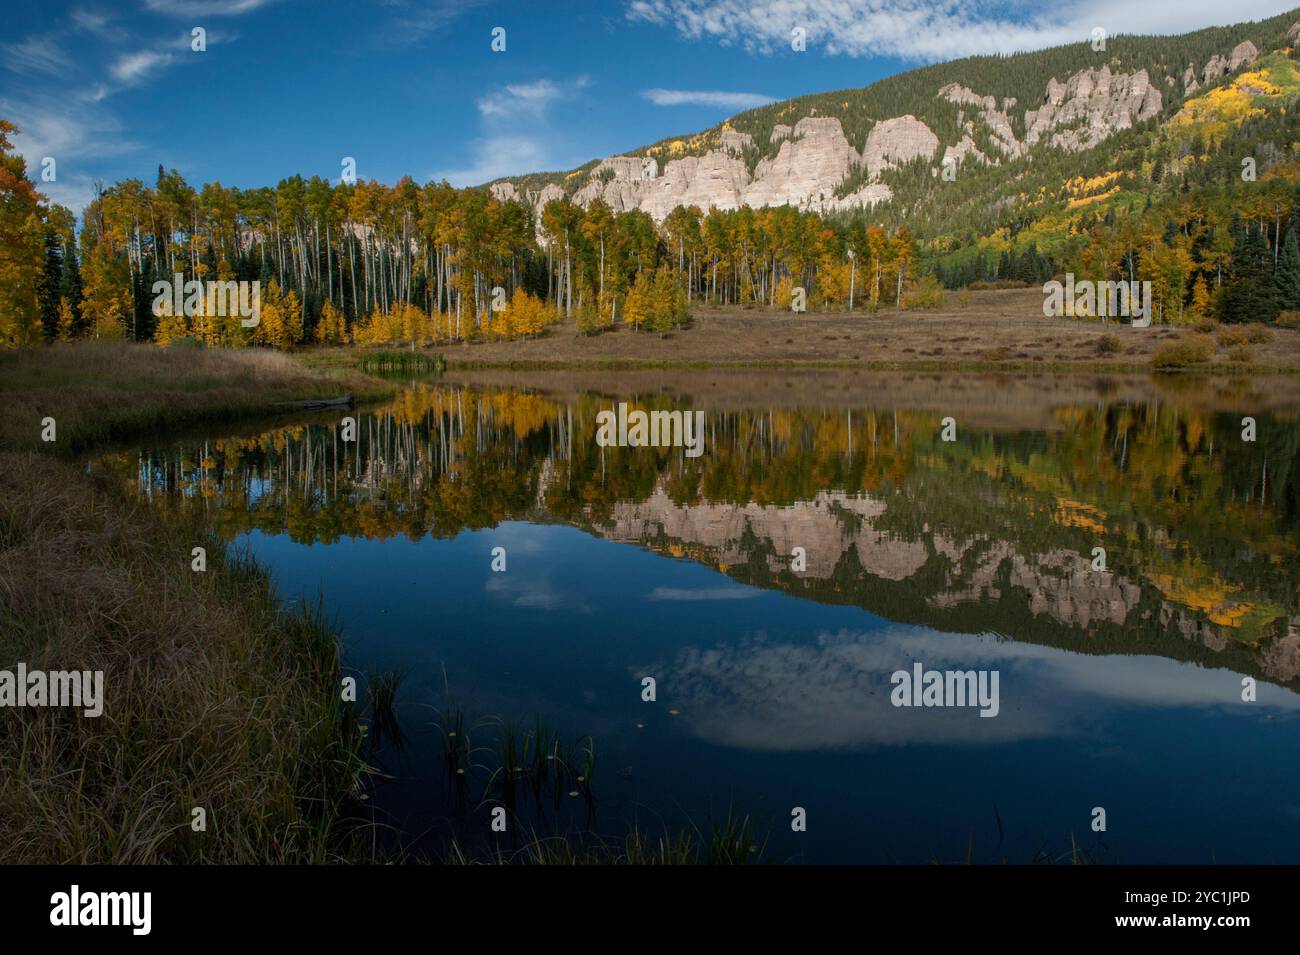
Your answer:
276;396;353;410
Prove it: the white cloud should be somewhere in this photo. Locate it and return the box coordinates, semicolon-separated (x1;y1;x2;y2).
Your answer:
2;36;72;75
435;76;593;186
626;0;1300;62
432;135;554;187
477;76;591;119
1;94;138;215
71;8;126;42
642;88;776;109
143;0;276;14
374;0;491;47
109;50;175;83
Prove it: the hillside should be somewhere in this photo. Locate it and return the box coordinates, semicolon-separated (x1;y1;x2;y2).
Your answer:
490;10;1300;281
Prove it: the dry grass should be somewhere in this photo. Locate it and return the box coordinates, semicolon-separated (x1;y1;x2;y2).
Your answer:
385;289;1300;372
0;451;368;863
0;341;392;453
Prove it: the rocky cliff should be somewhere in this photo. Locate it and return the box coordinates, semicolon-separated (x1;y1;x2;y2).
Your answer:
490;32;1273;223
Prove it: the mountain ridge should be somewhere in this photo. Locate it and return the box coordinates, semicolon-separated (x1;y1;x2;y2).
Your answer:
489;10;1300;225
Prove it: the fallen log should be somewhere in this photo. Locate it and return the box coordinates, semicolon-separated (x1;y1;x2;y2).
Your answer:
275;396;353;410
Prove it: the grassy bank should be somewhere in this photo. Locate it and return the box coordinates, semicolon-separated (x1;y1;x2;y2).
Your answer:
0;450;368;863
0;341;394;453
300;289;1300;374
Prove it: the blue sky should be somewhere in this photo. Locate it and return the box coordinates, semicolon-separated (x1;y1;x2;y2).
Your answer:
2;0;1297;217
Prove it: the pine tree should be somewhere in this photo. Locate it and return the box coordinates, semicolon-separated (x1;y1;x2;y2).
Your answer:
1220;223;1279;324
37;229;62;340
59;242;83;333
1275;225;1300;312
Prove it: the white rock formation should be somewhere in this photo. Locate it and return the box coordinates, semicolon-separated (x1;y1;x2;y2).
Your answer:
860;115;940;178
487;37;1266;223
743;116;863;209
1024;66;1162;152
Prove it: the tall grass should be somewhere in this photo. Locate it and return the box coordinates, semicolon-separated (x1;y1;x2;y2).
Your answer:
0;341;393;453
357;350;445;377
0;451;371;862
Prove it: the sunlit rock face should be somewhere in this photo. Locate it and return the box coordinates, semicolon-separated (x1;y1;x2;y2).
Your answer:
488;38;1261;222
1024;67;1163;152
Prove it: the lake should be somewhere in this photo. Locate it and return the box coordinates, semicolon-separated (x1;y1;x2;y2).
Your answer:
92;371;1300;863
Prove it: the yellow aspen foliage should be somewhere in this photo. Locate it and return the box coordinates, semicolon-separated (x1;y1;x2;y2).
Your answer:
773;275;795;309
623;271;651;330
56;297;76;341
256;280;299;350
399;303;427;345
508;288;546;338
816;256;850;307
315;300;346;344
650;264;686;335
154;299;189;345
1191;275;1212;318
82;246;130;340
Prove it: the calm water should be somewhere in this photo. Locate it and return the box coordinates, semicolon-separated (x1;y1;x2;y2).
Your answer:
94;375;1300;863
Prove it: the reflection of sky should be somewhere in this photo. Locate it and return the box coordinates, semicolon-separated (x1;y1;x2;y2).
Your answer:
639;627;1300;752
244;519;1300;863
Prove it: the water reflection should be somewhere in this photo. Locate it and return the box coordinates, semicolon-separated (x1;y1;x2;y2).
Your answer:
100;383;1300;687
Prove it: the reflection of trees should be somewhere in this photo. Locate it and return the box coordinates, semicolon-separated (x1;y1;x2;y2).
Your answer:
98;385;1300;679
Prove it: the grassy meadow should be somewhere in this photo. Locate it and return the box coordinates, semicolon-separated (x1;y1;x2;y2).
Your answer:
0;341;394;453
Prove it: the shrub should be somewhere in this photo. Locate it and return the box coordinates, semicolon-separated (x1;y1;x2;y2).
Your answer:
1243;323;1273;344
1217;326;1250;348
1096;333;1121;355
1227;345;1254;363
1277;310;1300;327
1193;317;1220;334
1152;333;1215;369
902;275;946;309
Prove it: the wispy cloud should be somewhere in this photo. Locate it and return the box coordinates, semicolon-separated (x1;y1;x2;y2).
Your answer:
432;135;553;188
109;50;175;84
373;0;491;48
2;36;72;75
70;8;127;42
143;0;276;14
477;76;591;119
642;88;776;109
1;93;137;214
434;76;593;186
626;0;1300;62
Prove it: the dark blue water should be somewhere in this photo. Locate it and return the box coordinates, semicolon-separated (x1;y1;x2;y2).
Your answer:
104;379;1300;862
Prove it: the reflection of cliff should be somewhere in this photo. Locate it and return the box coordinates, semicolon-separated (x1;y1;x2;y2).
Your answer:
108;385;1300;686
588;484;1300;685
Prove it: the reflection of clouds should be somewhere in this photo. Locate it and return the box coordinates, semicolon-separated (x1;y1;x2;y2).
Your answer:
635;628;1300;752
484;575;590;614
484;521;551;555
647;586;762;601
